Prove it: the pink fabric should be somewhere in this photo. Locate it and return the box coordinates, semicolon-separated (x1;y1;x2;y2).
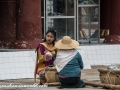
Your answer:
44;51;52;61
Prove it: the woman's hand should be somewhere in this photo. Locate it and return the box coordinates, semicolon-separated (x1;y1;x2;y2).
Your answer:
44;50;47;54
38;69;45;77
44;51;52;61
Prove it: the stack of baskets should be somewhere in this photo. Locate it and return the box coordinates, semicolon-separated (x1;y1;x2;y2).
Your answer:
98;69;120;85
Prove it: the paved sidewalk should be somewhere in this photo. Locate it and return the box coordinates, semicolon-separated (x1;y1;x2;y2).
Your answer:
0;66;109;90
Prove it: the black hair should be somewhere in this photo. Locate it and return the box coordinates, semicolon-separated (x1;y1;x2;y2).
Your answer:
43;29;56;45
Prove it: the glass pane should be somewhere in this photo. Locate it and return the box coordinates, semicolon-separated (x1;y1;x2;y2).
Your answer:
78;0;99;5
47;18;74;40
46;0;74;16
42;18;44;39
90;7;99;38
78;7;89;40
41;0;44;16
78;7;99;40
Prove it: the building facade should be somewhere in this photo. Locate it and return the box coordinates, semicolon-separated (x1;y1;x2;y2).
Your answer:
0;0;120;49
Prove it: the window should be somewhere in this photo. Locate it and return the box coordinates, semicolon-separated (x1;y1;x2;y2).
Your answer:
41;0;100;43
77;0;100;44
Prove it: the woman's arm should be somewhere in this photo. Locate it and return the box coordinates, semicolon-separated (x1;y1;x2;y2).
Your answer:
34;51;38;82
37;48;44;63
34;47;44;82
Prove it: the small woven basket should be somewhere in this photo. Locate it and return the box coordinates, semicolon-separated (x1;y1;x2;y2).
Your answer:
98;69;120;85
45;67;59;83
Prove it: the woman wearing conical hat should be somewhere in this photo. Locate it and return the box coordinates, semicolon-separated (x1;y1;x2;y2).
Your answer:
54;36;85;88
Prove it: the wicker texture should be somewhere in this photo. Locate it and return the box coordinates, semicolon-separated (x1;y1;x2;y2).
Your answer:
98;69;120;85
45;67;59;83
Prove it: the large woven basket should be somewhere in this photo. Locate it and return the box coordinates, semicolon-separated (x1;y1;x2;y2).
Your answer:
98;69;120;85
45;67;59;83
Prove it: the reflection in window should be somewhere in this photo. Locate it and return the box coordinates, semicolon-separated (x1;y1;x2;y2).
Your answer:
47;18;74;40
47;0;74;16
78;7;99;40
78;0;99;5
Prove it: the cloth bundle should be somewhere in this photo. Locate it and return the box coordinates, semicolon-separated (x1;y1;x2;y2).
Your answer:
44;51;52;61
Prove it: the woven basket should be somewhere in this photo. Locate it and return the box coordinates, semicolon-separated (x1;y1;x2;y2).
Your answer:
45;67;59;83
98;69;120;85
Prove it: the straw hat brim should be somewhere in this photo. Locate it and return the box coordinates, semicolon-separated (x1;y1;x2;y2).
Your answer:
55;39;79;50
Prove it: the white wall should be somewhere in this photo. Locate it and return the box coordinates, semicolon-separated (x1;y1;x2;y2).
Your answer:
0;44;120;80
77;44;120;69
